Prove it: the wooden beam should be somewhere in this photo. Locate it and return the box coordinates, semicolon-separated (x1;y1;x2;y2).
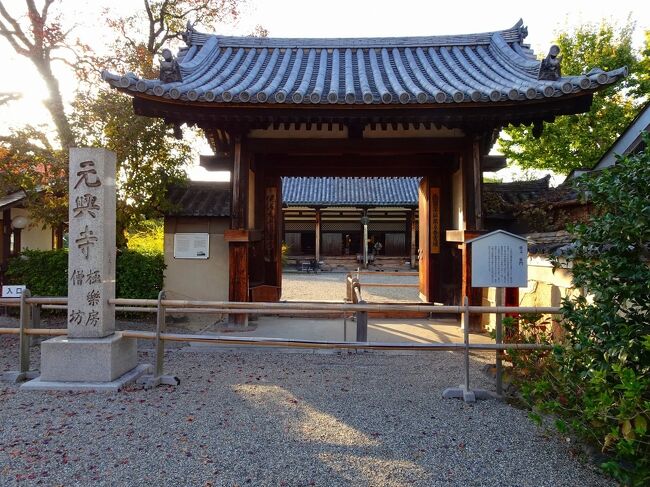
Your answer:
248;138;466;155
258;154;458;177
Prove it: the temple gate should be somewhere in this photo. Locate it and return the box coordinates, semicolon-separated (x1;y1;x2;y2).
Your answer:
103;19;626;326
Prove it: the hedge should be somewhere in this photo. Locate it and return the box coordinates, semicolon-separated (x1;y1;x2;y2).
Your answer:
5;249;165;300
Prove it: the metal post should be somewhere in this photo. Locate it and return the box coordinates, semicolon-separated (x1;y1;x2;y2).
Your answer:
140;291;179;389
154;290;166;379
1;289;38;383
356;300;368;342
495;287;505;396
442;295;489;402
30;302;41;347
19;289;31;374
463;295;470;393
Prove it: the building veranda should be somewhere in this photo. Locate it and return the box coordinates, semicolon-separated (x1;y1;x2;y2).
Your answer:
104;19;626;324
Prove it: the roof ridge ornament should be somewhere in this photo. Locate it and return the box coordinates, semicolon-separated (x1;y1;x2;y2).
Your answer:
159;48;183;83
538;45;561;81
181;20;197;46
513;18;528;40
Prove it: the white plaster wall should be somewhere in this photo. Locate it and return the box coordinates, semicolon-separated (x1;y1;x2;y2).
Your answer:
163;217;230;302
12;208;53;251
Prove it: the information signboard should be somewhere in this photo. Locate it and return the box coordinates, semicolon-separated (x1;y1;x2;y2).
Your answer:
173;233;210;259
468;230;528;288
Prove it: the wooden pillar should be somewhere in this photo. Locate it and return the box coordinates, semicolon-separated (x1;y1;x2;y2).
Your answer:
460;137;485;328
408;208;417;269
1;209;11;284
13;229;21;256
418;176;441;302
228;135;250;325
314;207;321;262
231;135;248;230
263;175;282;296
471;137;484;230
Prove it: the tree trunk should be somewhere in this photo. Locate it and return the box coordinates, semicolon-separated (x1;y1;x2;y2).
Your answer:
35;60;76;149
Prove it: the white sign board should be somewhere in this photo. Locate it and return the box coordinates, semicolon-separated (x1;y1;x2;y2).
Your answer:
469;230;528;288
2;285;26;297
174;233;210;259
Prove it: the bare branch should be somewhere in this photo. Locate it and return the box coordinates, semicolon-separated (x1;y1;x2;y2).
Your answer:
0;21;32;56
41;0;55;20
0;0;34;50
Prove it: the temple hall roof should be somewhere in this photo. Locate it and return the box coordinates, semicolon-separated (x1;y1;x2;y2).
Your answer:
103;20;626;108
282;177;419;207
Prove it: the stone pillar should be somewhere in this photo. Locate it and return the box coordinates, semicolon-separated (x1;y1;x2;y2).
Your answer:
23;149;144;391
67;148;116;338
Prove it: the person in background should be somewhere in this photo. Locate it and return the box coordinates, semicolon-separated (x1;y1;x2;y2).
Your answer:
373;240;383;256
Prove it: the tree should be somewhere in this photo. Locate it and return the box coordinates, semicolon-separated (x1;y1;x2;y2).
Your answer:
0;126;67;228
0;0;76;148
498;21;643;174
634;30;650;98
0;1;248;246
71;0;243;245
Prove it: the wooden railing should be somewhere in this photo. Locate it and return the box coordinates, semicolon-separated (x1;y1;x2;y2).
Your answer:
1;290;559;400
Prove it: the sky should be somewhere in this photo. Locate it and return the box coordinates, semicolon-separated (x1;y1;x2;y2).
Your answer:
1;0;649;182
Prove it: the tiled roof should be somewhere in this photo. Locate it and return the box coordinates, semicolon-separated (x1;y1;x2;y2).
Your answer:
526;230;573;255
103;20;626;107
167;182;231;217
282;177;419;206
484;175;550;205
0;190;27;211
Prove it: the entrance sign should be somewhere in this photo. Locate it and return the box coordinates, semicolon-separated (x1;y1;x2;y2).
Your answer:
467;230;527;288
2;285;26;297
67;148;116;338
173;233;210;259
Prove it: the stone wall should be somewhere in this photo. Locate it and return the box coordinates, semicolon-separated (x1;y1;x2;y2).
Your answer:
481;255;577;331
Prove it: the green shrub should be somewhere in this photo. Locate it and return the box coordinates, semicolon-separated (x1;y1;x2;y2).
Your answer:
5;249;68;296
518;139;650;486
115;249;165;300
5;248;165;300
126;219;164;253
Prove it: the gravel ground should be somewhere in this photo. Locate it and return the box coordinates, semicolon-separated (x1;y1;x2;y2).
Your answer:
282;272;419;302
0;333;613;487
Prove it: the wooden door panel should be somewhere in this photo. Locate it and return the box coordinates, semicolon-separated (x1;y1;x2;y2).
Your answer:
322;233;342;255
385;233;405;256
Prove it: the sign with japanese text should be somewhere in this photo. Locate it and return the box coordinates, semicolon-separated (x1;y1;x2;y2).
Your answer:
2;285;26;298
173;233;210;259
469;230;528;288
67;148;116;338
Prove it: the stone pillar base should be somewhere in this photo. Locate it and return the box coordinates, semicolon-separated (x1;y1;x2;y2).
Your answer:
21;333;147;391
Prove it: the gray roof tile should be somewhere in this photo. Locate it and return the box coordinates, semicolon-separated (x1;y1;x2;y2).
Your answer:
167;182;231;217
103;20;626;106
282;177;419;206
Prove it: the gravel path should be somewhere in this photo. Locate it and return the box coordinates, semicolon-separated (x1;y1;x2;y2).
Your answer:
0;334;612;487
282;272;419;302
